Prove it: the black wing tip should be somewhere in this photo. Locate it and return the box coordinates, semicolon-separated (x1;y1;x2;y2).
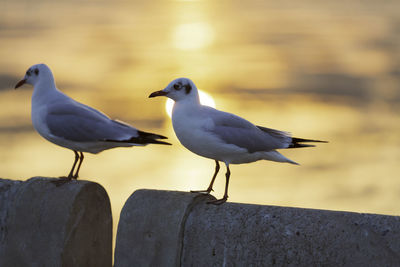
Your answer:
151;140;172;145
104;130;172;146
135;138;172;145
292;137;328;143
156;134;168;140
133;130;172;145
137;130;168;139
104;137;172;145
289;137;328;148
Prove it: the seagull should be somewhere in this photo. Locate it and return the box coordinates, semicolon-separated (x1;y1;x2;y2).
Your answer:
149;78;327;205
15;63;171;179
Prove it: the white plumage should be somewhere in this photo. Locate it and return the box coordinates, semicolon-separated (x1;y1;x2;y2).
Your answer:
150;77;326;204
16;63;170;179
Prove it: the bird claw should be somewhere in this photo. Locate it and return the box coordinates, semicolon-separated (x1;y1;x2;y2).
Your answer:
207;197;227;205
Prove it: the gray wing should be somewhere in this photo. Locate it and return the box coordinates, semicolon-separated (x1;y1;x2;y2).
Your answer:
202;106;292;152
46;100;138;142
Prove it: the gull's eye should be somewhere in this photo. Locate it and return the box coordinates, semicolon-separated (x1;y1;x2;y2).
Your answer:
173;84;181;90
26;70;31;76
34;69;39;75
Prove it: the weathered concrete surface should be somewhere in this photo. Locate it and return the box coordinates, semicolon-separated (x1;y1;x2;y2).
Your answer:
183;202;400;266
114;189;215;267
116;190;400;267
0;177;112;267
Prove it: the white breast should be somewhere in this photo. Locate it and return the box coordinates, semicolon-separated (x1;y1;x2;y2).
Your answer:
31;88;74;151
171;103;248;163
172;103;208;150
31;90;52;140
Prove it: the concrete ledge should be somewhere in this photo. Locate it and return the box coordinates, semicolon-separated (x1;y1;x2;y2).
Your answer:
115;190;400;266
0;177;112;267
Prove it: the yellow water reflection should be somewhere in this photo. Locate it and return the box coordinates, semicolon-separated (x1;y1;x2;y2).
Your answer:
173;22;214;50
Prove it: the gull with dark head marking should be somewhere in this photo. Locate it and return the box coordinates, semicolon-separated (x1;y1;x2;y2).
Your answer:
15;63;171;179
149;78;327;205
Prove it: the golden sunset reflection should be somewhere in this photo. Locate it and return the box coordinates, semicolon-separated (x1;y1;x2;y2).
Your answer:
173;22;214;50
1;0;400;246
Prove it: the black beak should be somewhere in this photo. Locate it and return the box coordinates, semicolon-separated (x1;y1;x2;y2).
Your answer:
149;90;168;98
14;79;26;89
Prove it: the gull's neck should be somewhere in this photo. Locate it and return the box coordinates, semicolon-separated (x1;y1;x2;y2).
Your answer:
172;92;201;119
36;74;56;91
32;75;60;105
180;90;201;105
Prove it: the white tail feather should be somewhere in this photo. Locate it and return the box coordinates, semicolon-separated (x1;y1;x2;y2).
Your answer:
263;150;299;165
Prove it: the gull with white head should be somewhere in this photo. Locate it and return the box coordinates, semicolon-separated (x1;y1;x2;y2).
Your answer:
15;63;171;179
149;78;327;205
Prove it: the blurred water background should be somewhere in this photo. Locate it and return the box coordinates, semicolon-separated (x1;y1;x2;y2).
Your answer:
1;0;400;240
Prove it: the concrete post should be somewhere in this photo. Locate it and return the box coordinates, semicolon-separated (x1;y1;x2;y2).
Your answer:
115;189;400;266
114;189;215;267
0;177;112;267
